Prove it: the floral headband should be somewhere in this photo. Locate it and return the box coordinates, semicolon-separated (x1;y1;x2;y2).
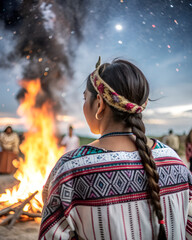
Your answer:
90;57;148;114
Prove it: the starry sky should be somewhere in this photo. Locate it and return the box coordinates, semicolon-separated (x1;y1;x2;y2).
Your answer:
0;0;191;137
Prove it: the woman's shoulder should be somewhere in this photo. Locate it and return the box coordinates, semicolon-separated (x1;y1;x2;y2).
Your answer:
152;139;169;150
152;138;181;159
43;145;106;197
51;145;105;175
61;145;105;160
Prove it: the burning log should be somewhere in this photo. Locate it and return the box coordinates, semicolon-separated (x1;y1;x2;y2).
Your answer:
8;190;39;229
0;191;41;228
0;202;22;217
21;211;41;218
0;214;14;226
34;198;43;209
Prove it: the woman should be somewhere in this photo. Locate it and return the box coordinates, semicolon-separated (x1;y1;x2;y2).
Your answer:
39;58;192;240
186;129;192;171
0;126;19;174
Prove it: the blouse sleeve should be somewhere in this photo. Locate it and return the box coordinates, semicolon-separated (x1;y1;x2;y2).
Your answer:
39;170;72;239
186;203;192;239
39;199;71;240
39;151;76;240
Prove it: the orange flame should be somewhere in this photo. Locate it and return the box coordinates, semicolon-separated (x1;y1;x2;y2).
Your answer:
0;79;64;214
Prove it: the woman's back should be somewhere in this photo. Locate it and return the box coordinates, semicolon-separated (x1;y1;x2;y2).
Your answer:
39;140;192;240
39;58;192;239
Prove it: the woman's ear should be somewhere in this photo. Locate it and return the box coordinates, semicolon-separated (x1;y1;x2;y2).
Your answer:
95;94;105;120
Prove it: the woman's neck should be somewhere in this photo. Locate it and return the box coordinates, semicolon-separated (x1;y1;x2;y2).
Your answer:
91;110;153;152
99;117;131;136
89;135;154;152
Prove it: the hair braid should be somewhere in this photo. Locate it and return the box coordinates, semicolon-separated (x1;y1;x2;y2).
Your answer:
87;58;167;239
125;113;167;240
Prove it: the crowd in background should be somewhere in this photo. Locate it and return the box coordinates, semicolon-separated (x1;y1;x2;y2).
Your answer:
0;125;191;175
0;125;79;174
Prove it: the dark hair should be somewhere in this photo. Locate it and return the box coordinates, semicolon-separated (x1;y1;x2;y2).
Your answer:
169;129;173;134
87;59;167;240
4;126;13;133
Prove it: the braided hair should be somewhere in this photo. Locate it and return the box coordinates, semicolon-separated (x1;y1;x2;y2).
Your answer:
87;59;167;240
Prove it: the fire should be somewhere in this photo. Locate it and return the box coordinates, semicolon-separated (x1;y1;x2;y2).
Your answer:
0;79;64;215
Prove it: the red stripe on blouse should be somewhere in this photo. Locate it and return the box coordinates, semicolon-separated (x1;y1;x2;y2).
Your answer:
52;219;67;240
163;196;168;238
121;204;127;240
107;206;112;240
75;208;88;240
148;202;154;239
91;207;96;240
176;193;183;240
136;202;142;240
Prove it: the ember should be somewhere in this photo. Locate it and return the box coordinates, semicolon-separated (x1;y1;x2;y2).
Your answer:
0;79;64;226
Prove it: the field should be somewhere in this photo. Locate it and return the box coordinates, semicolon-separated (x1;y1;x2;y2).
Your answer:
79;136;96;146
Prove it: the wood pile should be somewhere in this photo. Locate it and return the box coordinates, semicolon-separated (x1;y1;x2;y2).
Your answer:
0;191;41;229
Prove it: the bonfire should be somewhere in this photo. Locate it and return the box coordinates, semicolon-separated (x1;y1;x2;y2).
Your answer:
0;79;64;228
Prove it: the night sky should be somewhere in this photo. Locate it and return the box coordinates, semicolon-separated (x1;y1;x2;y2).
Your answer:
0;0;191;136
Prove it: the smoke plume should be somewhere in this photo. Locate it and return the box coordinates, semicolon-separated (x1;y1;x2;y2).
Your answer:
0;0;89;113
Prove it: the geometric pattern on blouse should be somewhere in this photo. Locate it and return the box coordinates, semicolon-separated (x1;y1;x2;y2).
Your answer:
41;140;189;223
41;164;189;223
59;164;188;204
52;143;179;186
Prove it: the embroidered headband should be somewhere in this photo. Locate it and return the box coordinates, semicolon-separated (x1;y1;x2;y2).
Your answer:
90;57;148;114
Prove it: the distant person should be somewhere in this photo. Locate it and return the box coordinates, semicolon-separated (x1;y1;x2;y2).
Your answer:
166;129;180;153
0;126;19;174
61;125;79;152
186;129;192;171
162;134;168;144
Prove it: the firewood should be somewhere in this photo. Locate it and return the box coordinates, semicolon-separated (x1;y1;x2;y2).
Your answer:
22;211;41;218
0;191;41;227
0;214;14;226
30;203;38;213
7;191;38;229
27;204;33;213
0;202;21;217
0;211;41;226
34;198;43;208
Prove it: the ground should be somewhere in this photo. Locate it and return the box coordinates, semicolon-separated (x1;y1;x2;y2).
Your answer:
0;221;40;240
0;155;189;239
0;175;40;240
